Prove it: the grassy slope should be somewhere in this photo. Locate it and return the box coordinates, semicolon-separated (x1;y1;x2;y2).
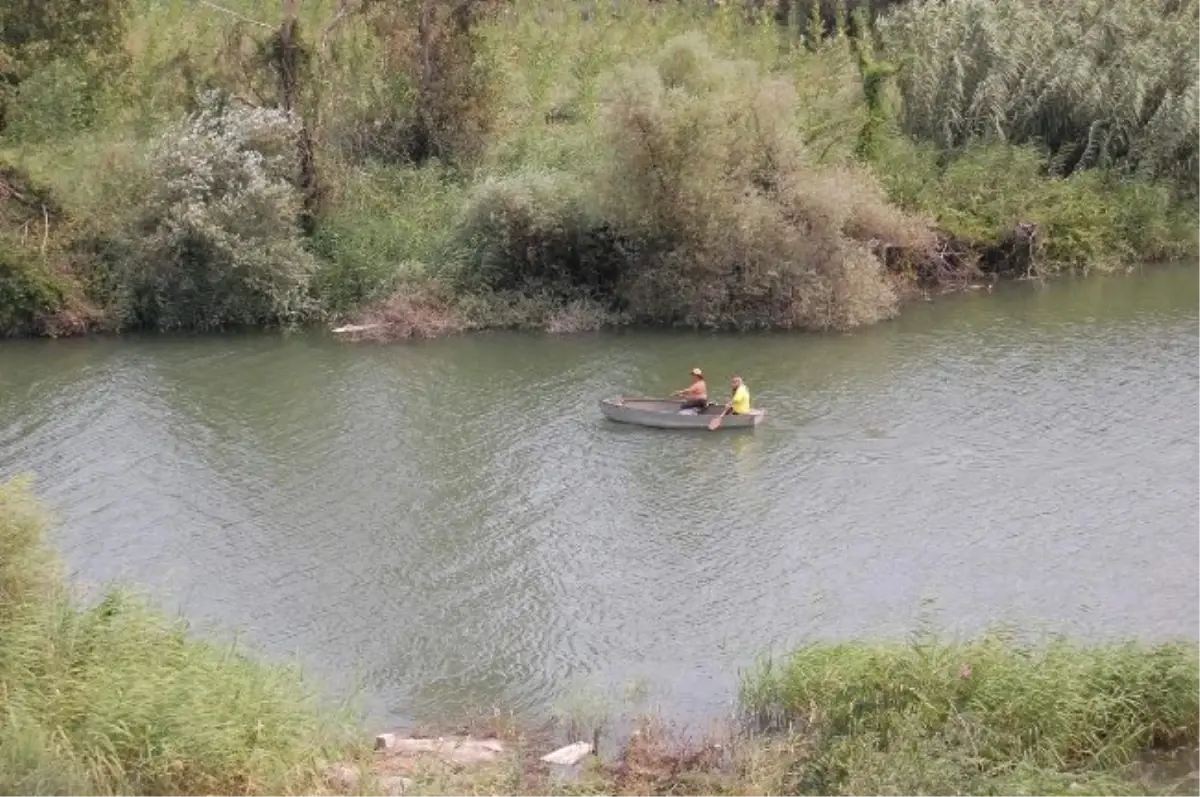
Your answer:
0;476;368;795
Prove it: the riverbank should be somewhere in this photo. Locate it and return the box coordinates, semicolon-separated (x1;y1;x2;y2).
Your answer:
1;0;1196;340
3;476;1197;795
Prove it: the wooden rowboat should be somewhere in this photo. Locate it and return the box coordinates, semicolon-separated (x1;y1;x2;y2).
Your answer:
598;397;766;430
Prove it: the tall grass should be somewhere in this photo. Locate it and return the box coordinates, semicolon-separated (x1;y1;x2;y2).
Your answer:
740;632;1200;795
880;0;1200;185
394;630;1200;795
0;477;364;795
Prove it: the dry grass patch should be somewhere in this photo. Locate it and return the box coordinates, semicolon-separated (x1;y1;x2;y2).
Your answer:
338;281;469;342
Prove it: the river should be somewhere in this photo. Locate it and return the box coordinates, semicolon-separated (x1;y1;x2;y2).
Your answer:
1;266;1197;729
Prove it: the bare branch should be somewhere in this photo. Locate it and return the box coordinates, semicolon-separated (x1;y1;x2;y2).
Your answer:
319;0;361;53
196;0;273;28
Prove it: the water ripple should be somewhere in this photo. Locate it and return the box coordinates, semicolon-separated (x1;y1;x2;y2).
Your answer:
0;268;1196;726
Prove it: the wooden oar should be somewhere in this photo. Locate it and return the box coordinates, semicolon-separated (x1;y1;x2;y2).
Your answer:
708;404;731;431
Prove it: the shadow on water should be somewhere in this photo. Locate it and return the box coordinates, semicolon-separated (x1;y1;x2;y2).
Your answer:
1134;747;1200;796
0;264;1196;728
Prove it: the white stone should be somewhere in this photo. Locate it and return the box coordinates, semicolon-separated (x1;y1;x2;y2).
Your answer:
332;323;382;334
375;732;396;751
325;764;360;790
382;735;506;766
540;741;593;766
379;775;414;795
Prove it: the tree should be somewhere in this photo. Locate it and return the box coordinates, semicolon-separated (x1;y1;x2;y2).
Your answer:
0;0;129;132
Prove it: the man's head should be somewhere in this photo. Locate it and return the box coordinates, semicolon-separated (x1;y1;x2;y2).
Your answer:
731;375;743;389
691;367;703;381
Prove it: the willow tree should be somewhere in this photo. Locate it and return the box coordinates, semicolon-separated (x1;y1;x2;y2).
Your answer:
319;0;500;165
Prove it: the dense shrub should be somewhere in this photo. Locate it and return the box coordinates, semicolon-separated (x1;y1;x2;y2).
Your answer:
454;172;633;298
878;138;1200;271
121;92;317;331
0;0;130;135
0;242;69;336
451;35;935;331
594;34;930;330
1;58;116;142
0;159;114;335
309;163;469;314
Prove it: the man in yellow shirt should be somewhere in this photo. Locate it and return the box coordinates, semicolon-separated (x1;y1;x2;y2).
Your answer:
728;375;751;415
708;375;751;429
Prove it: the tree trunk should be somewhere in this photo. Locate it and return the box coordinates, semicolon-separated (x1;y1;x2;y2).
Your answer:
276;0;319;234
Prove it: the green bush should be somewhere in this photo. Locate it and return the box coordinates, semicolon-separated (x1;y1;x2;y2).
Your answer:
121;92;317;330
309;163;467;314
0;0;131;134
1;57;117;143
0;241;68;336
454;171;631;299
451;35;935;332
878;138;1199;271
322;0;498;166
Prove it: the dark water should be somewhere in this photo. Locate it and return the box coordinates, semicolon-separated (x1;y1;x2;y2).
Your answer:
1;266;1197;729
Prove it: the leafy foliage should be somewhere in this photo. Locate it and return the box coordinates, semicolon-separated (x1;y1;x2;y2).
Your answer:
455;171;629;297
456;34;932;331
121;92;317;331
325;0;499;165
878;138;1199;271
0;0;127;65
0;0;130;135
0;241;69;335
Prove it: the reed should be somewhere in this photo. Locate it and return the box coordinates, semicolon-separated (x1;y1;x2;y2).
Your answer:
0;477;365;795
739;632;1200;795
879;0;1200;185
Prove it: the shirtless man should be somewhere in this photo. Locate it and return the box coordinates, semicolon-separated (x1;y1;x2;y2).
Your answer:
671;367;709;412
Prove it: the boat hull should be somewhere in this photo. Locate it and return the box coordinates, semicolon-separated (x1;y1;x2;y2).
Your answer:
598;398;766;430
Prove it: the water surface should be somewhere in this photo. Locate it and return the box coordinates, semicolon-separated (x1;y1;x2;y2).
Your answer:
1;266;1196;727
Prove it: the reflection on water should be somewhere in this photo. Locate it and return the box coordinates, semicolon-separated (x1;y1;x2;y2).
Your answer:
0;265;1196;728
